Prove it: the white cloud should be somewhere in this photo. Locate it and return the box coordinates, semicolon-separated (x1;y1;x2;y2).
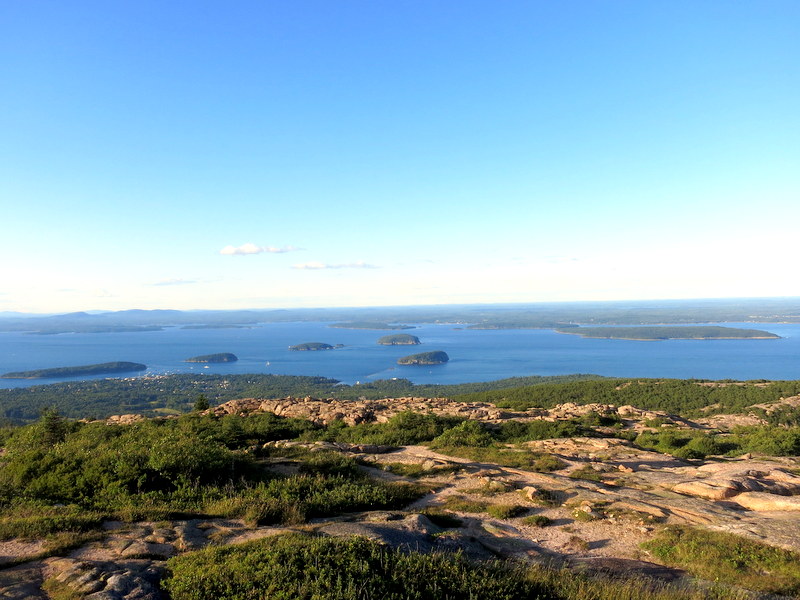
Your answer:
219;243;302;256
151;278;196;287
292;260;379;270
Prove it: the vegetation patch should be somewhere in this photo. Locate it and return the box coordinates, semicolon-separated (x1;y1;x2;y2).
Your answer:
522;515;552;527
642;526;800;596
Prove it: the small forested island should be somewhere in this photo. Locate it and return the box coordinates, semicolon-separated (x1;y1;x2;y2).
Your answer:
397;350;449;365
185;353;238;363
330;322;415;330
1;361;147;379
556;325;780;340
289;342;341;351
377;334;421;346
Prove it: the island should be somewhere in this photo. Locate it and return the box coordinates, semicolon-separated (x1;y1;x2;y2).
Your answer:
330;322;415;330
397;350;449;365
555;325;780;340
288;342;342;351
185;353;238;363
1;361;147;379
377;334;421;346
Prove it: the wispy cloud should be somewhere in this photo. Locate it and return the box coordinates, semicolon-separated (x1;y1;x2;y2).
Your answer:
292;260;379;270
151;278;196;287
220;243;302;256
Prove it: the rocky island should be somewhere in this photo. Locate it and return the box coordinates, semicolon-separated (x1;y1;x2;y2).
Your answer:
1;361;147;379
377;334;421;346
397;350;449;365
288;342;342;351
556;325;780;340
184;353;238;363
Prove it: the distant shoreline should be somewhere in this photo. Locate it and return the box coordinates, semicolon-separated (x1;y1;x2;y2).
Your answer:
555;325;780;341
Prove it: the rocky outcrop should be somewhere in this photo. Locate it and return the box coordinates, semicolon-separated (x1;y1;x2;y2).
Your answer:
733;492;800;511
205;396;511;426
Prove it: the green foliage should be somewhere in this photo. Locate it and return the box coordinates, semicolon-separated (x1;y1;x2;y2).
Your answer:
163;532;746;600
465;378;800;418
642;526;800;596
634;427;800;459
0;413;425;529
496;419;584;442
429;420;495;448
193;394;210;411
306;411;463;446
0;372;600;424
163;534;536;600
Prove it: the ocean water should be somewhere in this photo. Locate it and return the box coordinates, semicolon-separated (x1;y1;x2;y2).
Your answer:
1;322;799;389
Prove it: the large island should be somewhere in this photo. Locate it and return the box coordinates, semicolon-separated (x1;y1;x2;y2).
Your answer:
1;361;147;379
377;334;421;346
289;342;342;351
556;325;780;340
397;351;449;365
185;353;238;363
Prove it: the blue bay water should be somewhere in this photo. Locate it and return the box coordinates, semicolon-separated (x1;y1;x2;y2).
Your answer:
1;322;799;389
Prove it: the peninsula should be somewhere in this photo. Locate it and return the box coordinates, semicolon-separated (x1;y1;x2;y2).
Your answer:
185;353;238;363
1;361;147;379
377;334;421;346
289;342;340;351
397;350;449;365
330;322;415;330
556;325;780;340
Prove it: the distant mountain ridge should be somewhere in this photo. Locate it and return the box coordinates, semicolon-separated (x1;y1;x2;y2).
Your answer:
1;298;800;334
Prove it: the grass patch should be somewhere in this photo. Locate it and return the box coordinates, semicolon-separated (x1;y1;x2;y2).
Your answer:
520;487;560;507
374;461;460;478
642;525;800;596
487;504;528;519
568;465;605;482
441;495;489;513
417;509;463;528
522;515;552;527
0;505;105;540
432;445;563;471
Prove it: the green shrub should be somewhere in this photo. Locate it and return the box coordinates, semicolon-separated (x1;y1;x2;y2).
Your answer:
163;534;536;600
429;420;495;448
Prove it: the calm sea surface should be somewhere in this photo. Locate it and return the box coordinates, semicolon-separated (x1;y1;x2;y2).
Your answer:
1;322;799;389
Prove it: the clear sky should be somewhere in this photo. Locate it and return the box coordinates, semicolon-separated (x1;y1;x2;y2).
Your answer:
2;1;798;313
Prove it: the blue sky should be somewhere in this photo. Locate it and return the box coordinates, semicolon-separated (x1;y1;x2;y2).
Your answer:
2;1;798;312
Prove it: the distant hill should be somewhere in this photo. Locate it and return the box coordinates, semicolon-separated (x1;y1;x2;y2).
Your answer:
1;361;147;379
